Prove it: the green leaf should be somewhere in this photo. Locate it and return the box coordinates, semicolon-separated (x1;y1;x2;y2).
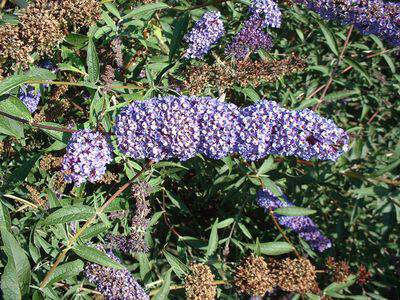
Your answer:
64;33;88;47
41;205;96;226
0;202;11;231
245;242;294;255
0;228;31;297
123;3;170;20
87;37;100;83
318;21;339;56
1;261;22;300
206;218;219;257
72;245;124;269
169;13;189;62
0;114;24;138
238;223;253;239
257;156;276;175
163;250;189;278
152;269;172;300
323;275;358;296
274;206;317;216
344;58;371;84
47;260;84;285
0;68;56;96
0;96;32;119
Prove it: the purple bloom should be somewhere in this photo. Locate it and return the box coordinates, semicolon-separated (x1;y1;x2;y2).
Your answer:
257;188;332;252
237;100;349;161
62;129;113;186
184;11;225;59
249;0;282;28
115;97;348;162
84;246;149;300
18;85;41;113
196;98;240;159
294;0;400;46
226;14;273;59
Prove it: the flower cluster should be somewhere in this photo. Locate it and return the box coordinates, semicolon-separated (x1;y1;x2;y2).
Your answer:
183;54;306;94
225;15;274;59
234;255;318;296
184;11;225;59
257;188;332;252
295;0;400;46
184;263;216;300
108;182;152;254
84;246;149;300
115;96;348;162
249;0;282;28
62;130;113;186
0;0;100;65
234;255;278;296
226;0;281;59
18;85;41;113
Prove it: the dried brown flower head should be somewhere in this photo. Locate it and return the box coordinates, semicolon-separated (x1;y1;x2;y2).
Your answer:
0;24;33;65
327;257;352;282
277;258;317;294
185;263;216;300
26;185;47;207
59;0;101;29
101;65;115;92
51;171;67;193
357;265;371;286
40;154;63;171
19;0;66;57
0;141;4;156
234;255;278;297
98;171;119;184
111;38;124;68
182;55;306;94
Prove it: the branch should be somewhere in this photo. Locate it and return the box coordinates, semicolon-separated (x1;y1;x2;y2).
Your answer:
39;161;153;289
313;25;354;110
0;110;76;133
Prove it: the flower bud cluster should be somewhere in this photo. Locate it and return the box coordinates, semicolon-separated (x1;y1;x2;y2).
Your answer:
257;188;332;252
62;129;113;186
295;0;400;46
115;96;348;163
184;11;225;59
84;246;149;299
226;0;281;59
18;85;41;113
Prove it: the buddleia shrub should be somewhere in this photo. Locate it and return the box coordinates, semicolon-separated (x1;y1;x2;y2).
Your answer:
0;0;399;299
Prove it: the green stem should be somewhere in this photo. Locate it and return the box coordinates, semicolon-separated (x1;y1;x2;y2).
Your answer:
39;161;153;289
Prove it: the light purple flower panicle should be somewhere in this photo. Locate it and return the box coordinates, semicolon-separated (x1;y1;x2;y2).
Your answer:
249;0;282;28
62;129;113;186
225;15;274;59
115;97;348;162
84;247;149;300
257;188;332;252
184;11;225;59
294;0;400;46
18;85;41;113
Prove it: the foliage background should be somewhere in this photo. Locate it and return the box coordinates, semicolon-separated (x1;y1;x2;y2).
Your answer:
0;0;399;299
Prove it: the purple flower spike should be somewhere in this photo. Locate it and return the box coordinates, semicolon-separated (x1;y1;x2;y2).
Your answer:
115;97;348;162
18;85;41;113
257;188;332;252
250;0;282;28
62;129;113;186
85;246;149;300
226;14;273;59
184;11;225;59
294;0;400;46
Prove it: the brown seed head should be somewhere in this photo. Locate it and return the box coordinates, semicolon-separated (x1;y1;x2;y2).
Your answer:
277;258;317;294
234;255;278;297
185;264;216;300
